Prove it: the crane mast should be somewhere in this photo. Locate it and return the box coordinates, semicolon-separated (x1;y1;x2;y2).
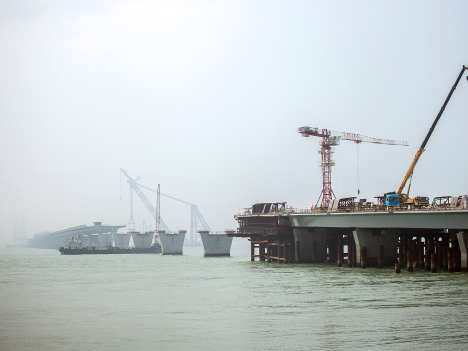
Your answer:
120;169;170;232
137;183;211;243
396;65;468;200
120;169;211;243
299;126;408;207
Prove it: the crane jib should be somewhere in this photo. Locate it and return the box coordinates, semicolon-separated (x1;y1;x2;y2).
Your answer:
420;65;467;150
397;65;467;198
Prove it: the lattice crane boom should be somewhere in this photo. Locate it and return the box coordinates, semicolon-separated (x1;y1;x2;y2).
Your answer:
298;127;408;146
120;169;170;232
330;131;408;146
136;183;211;242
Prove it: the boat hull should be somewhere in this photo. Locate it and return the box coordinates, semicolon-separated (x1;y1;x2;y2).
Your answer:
59;246;162;255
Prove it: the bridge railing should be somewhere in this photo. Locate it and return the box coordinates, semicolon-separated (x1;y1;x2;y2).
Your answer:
236;205;468;217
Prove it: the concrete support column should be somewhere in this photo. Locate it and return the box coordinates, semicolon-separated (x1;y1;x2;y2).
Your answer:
407;248;413;272
443;236;449;270
437;241;444;269
259;240;265;261
412;240;419;269
398;243;404;266
448;248;454;273
424;237;431;271
250;240;255;261
348;245;353;268
328;235;337;263
353;229;399;267
352;244;358;267
453;240;461;272
159;230;186;255
378;246;384;268
293;228;327;263
199;230;233;257
337;237;343;267
456;232;468;272
431;254;437;273
418;239;425;269
311;241;317;262
353;229;370;267
360;247;367;269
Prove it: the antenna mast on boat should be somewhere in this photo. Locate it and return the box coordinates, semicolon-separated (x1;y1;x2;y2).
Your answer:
156;184;161;232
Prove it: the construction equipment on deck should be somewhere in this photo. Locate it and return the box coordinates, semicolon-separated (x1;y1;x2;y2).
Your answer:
396;65;468;203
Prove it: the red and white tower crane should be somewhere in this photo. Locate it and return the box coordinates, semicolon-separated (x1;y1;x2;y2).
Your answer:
298;126;408;207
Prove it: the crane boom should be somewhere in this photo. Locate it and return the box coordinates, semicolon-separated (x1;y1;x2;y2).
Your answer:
299;127;408;146
330;131;408;146
120;169;211;242
138;184;195;206
397;65;468;198
120;169;170;232
133;182;211;239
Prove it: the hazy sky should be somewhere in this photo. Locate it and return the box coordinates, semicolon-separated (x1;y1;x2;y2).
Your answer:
1;0;467;244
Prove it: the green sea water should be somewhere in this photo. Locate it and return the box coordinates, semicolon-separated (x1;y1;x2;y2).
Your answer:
1;246;468;351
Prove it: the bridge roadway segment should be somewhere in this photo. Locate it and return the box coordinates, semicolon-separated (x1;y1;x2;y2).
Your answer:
286;209;468;230
277;209;468;268
28;223;126;250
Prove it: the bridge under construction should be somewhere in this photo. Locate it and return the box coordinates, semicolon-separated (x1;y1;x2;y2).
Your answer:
28;222;125;250
233;66;468;272
233;202;468;273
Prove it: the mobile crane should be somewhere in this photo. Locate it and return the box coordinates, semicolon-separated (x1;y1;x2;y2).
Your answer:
390;65;467;207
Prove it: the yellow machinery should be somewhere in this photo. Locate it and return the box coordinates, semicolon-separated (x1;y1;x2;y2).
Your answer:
396;65;467;204
407;196;430;209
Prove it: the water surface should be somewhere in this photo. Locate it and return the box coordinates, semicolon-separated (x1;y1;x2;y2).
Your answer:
1;247;467;350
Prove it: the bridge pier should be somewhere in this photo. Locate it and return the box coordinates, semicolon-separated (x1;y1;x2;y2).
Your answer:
424;236;431;271
353;229;399;267
158;230;186;255
348;244;354;268
199;230;233;257
293;228;327;263
456;232;468;272
418;238;424;269
337;236;343;267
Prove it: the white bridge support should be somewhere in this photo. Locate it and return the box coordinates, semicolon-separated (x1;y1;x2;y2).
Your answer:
457;232;468;272
131;232;153;248
98;233;113;247
353;228;399;267
199;231;233;257
293;228;327;263
113;232;131;249
90;234;100;246
158;230;186;255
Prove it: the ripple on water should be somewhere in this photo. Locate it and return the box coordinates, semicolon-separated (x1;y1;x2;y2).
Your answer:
1;248;468;351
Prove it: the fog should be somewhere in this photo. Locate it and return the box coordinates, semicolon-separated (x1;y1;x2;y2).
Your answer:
1;0;467;245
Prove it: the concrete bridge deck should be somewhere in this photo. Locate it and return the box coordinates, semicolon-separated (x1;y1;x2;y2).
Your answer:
288;209;468;230
28;222;126;250
234;207;468;272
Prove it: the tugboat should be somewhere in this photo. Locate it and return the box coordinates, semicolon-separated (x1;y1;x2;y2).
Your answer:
59;235;88;255
59;234;162;255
